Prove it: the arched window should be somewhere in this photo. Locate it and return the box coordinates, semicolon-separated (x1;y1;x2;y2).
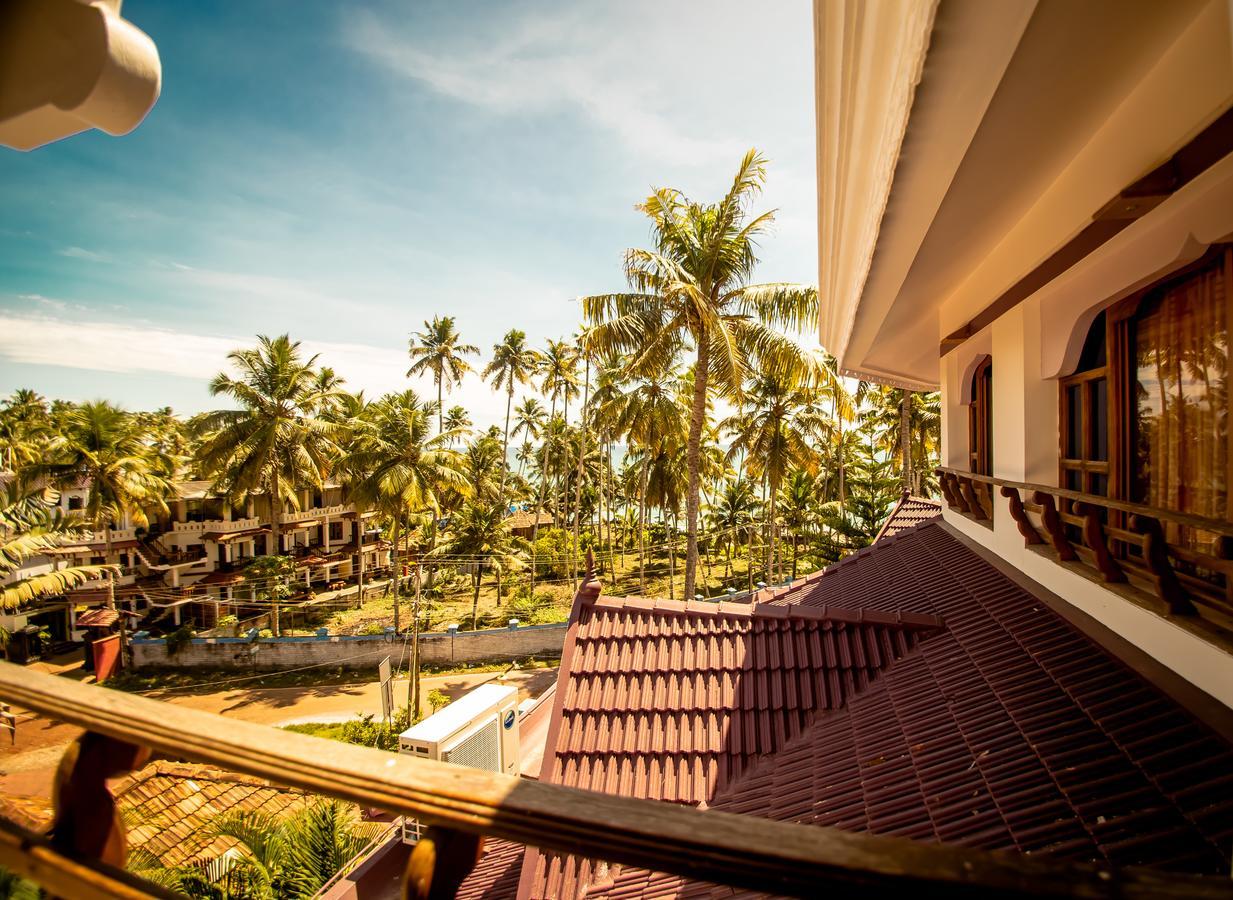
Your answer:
1060;246;1233;525
1060;311;1109;496
968;357;992;475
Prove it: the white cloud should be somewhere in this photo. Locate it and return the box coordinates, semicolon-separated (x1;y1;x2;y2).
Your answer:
343;5;750;166
58;246;109;263
0;313;512;426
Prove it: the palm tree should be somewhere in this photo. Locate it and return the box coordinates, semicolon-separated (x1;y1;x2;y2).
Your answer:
406;316;479;435
344;391;468;634
723;368;825;582
442;405;472;443
436;501;528;630
706;477;759;584
483;330;541;513
36;401;173;585
194;335;340;559
0;484;115;612
582;150;818;600
208;799;381;898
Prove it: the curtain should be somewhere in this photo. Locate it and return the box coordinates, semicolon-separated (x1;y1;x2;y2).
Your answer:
1133;256;1230;532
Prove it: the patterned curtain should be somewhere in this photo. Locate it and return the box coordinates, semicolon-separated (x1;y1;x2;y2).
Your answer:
1133;256;1229;527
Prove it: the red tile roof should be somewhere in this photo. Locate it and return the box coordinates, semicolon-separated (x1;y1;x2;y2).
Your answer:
461;519;1233;899
873;491;942;542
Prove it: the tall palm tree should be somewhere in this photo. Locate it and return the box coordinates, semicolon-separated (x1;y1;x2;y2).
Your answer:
37;401;174;569
194;335;339;558
706;477;759;583
1;484;115;612
344;391;468;633
583;150;818;599
443;406;473;445
436;501;527;630
483;330;541;513
406;316;479;435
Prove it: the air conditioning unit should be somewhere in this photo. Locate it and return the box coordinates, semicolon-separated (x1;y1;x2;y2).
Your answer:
398;683;520;843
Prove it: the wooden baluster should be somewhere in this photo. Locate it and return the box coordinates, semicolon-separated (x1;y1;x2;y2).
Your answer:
959;477;986;521
1000;487;1043;545
1073;500;1125;583
1129;515;1194;615
943;474;966;513
1032;491;1078;561
51;732;150;871
939;475;960;511
405;826;482;900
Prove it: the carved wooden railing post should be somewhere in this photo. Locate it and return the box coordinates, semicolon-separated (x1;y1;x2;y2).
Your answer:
405;826;482;900
939;474;961;511
947;474;971;514
1033;491;1078;561
1072;501;1126;583
51;731;150;871
1000;487;1043;546
1129;515;1194;615
959;476;987;521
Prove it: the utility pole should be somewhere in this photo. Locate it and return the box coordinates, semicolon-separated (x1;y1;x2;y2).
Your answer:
409;564;423;721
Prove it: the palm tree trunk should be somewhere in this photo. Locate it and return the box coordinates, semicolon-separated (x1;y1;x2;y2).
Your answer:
437;376;444;436
530;396;557;593
683;339;710;600
471;563;483;631
571;356;590;590
499;386;514;513
391;518;400;634
638;458;649;594
667;515;676;601
900;390;913;494
356;512;366;603
410;564;422;721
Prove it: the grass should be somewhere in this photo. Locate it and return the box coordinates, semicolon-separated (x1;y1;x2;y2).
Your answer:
106;656;560;695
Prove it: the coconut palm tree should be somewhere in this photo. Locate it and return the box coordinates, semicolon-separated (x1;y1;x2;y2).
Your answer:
436;501;528;630
1;483;115;611
36;401;174;567
582;150;819;600
207;799;381;899
343;390;468;633
194;335;339;558
443;406;473;444
406;316;479;435
483;330;541;513
706;478;759;584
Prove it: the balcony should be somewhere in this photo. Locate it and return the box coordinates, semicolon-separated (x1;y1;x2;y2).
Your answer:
938;467;1233;645
0;663;1226;899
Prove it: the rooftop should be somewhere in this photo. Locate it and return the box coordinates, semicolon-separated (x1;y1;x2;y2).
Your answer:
461;519;1233;898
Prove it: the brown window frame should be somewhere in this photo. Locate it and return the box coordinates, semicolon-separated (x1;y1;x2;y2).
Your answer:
1060;244;1233;508
968;356;993;475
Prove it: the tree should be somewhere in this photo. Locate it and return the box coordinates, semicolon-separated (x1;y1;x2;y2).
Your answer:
406;316;479;435
36;401;173;596
195;335;340;560
207;799;381;898
706;478;759;583
243;555;297;637
436;501;527;630
484;330;541;514
442;405;472;444
0;484;115;612
343;391;468;633
583;150;818;600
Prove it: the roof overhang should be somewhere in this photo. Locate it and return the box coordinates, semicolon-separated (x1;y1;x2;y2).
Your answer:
0;0;161;151
816;0;1233;388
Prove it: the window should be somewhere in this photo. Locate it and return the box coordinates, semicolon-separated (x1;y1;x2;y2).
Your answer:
1060;311;1110;496
329;522;343;541
67;496;83;510
968;357;993;475
1060;247;1233;523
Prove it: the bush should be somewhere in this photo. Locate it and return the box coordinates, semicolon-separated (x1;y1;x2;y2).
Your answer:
358;622;385;636
427;689;451;712
164;624;196;657
532;528;576;578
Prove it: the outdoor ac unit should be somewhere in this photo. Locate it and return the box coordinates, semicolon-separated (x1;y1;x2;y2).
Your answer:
398;683;520;843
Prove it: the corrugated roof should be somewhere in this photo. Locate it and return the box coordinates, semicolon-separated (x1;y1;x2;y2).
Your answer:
873;491;942;542
114;762;315;869
461;519;1233;899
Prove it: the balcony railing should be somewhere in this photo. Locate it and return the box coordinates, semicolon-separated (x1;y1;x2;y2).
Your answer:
0;663;1226;899
938;467;1233;640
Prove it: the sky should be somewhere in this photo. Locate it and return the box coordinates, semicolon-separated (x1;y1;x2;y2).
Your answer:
0;0;817;429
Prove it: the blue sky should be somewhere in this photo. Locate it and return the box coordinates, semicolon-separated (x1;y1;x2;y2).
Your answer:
0;0;816;428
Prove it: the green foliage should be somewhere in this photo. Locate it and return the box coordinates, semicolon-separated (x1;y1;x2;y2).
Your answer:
164;623;196;656
532;527;575;577
283;708;411;752
427;689;451;712
0;866;40;900
357;622;385;636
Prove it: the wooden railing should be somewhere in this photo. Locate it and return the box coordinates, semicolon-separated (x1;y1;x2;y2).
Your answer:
938;468;995;524
0;664;1229;899
938;467;1233;635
